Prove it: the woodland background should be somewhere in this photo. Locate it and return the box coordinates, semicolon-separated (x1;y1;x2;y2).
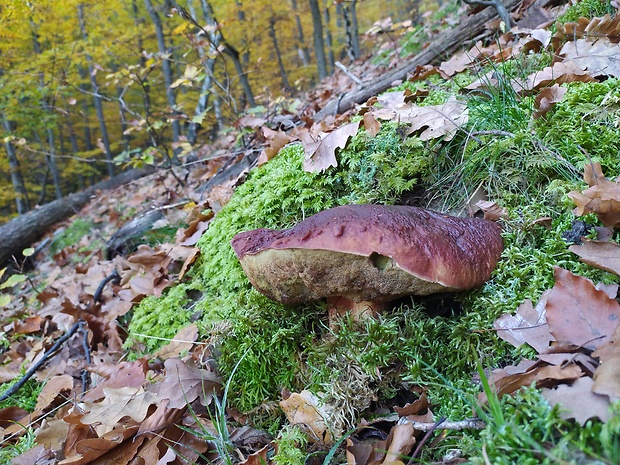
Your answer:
0;0;417;222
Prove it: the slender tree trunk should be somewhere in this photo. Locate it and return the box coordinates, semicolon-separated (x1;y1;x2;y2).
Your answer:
291;0;310;66
30;23;63;198
46;129;63;199
349;0;360;59
201;0;255;108
78;4;115;177
323;3;335;73
187;0;219;144
234;0;250;66
1;114;30;214
77;66;95;152
132;0;152;118
269;17;291;91
143;0;181;150
309;0;327;80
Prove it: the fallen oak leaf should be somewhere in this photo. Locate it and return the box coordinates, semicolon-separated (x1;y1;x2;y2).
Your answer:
81;386;157;436
279;390;333;443
302;121;361;173
149;358;221;409
569;240;620;276
568;162;620;229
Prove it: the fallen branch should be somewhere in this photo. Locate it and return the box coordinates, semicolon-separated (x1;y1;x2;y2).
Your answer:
0;320;83;403
399;417;486;431
315;0;523;120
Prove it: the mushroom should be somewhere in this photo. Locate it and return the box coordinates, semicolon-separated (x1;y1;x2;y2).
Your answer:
231;204;503;318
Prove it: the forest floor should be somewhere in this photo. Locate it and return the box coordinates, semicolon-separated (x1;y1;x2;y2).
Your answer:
1;0;620;464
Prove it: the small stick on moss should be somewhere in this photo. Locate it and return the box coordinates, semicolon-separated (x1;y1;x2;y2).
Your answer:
399;417;486;431
0;320;82;403
408;416;446;463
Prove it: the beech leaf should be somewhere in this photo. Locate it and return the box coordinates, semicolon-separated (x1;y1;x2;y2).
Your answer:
545;267;620;351
569;240;620;276
542;377;612;425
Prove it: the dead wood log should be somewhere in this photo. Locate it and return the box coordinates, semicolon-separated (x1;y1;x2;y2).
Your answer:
314;0;523;120
0;167;155;267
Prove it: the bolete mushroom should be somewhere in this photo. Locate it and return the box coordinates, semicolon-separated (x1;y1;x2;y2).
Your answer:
231;204;503;318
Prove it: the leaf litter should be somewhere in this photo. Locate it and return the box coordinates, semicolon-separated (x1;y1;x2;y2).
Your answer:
2;4;620;465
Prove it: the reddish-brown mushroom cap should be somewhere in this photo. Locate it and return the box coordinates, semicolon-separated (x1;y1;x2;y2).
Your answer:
231;204;503;305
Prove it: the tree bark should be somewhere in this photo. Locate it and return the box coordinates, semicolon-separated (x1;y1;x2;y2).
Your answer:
0;167;156;266
78;4;115;177
309;0;327;80
323;3;335;73
315;0;522;119
291;0;310;66
269;17;291;91
1;114;31;214
143;0;182;149
186;0;219;144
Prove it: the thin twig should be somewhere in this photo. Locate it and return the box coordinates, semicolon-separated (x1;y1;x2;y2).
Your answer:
399;417;486;431
408;416;446;463
0;320;82;403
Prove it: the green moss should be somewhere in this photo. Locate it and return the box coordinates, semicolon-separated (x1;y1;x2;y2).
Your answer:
464;387;620;464
557;0;616;24
49;217;94;255
124;283;201;354
0;378;42;412
536;79;620;173
273;425;309;465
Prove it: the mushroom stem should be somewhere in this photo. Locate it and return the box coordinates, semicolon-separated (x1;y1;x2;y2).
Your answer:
327;296;385;326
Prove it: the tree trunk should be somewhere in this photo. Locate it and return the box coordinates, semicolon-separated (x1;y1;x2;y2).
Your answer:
46;128;63;199
78;4;115;177
1;114;30;214
342;0;360;60
291;0;310;66
309;0;327;80
201;0;255;108
323;3;334;73
143;0;182;149
132;0;152;118
269;17;291;91
187;0;219;144
0;167;156;266
315;0;523;119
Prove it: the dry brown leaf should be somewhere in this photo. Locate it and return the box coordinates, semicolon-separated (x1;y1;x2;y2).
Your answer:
533;84;568;119
35;374;74;411
475;200;509;220
363;112;381;136
257;128;295;166
153;323;199;360
568;163;620;229
569;240;620;276
512;61;596;94
149;358;221;409
61;424;138;465
302;121;361;173
561;38;620;78
541;377;612;425
592;323;620;401
13;315;43;334
371;97;468;141
35;417;70;451
545;267;620;351
279;390;333;443
83;359;149;402
494;297;554;354
485;360;583;400
81;386;157;436
393;392;429;416
380;423;416;465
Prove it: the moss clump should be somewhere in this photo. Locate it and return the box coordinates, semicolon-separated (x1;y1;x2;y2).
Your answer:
557;0;616;24
0;378;42;412
536;79;620;173
463;387;620;464
125;283;201;354
49;217;94;256
273;425;309;465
